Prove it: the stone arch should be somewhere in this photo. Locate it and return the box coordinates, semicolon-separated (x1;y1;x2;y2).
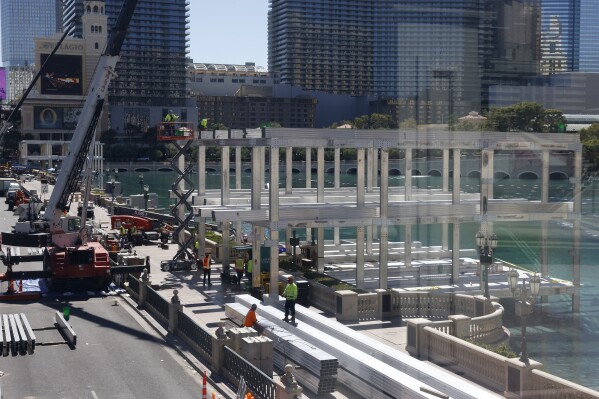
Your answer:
93;5;99;13
495;171;510;179
244;168;252;173
389;169;401;176
292;168;301;174
550;171;568;180
347;167;357;175
413;169;422;176
158;168;173;172
428;169;442;177
467;170;481;178
518;171;539;180
326;168;335;174
134;168;151;173
205;167;217;173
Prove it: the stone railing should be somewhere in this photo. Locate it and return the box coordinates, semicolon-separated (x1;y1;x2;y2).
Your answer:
123;275;301;399
333;288;502;336
407;320;599;398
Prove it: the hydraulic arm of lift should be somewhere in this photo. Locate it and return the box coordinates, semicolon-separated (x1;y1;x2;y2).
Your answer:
46;0;139;248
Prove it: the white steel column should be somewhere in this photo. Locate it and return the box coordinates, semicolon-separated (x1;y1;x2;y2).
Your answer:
453;149;461;204
317;147;325;203
252;225;261;289
334;147;340;188
367;147;374;193
404;224;412;268
250;146;263;288
356;226;365;289
379;148;389;289
286;146;293;195
573;150;582;313
541;150;550;283
452;223;460;283
317;227;325;274
357;149;365;205
405;148;413;201
269;146;280;300
235;146;242;189
443;149;450;192
251;147;261;210
198;145;206;196
259;147;265;193
221;220;230;275
221;146;230;206
316;146;325;273
286;226;292;255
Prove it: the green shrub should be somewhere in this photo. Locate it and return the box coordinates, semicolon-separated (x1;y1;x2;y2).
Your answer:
467;340;517;358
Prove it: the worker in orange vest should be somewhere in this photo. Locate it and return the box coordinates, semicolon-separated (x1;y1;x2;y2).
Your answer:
243;303;258;327
202;253;212;286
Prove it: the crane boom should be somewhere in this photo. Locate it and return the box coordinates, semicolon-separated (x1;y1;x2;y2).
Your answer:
45;0;138;247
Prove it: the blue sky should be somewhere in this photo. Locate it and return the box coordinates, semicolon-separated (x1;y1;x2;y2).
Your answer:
188;1;269;68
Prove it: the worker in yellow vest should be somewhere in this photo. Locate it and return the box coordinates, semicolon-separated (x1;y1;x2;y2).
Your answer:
235;256;245;286
282;276;298;323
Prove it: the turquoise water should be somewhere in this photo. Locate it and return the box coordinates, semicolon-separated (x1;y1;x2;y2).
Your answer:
112;170;599;390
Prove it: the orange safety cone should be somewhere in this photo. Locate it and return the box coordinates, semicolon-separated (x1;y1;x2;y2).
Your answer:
202;370;208;399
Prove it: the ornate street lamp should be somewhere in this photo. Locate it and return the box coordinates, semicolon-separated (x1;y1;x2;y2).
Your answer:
143;184;149;210
508;270;541;364
138;173;144;194
476;231;498;299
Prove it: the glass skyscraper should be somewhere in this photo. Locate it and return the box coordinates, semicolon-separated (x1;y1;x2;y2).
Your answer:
0;0;61;67
540;0;599;73
579;0;599;71
540;0;579;73
269;0;540;123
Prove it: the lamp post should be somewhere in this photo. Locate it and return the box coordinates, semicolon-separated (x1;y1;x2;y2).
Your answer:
138;173;144;194
475;231;498;299
508;269;541;364
143;184;149;210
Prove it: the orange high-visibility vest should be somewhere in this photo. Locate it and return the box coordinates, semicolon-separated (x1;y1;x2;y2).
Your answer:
203;256;210;270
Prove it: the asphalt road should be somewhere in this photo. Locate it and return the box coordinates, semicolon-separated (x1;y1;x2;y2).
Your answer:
0;195;206;399
1;297;204;398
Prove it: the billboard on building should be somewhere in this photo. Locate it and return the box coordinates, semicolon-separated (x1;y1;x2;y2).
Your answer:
0;68;6;102
34;106;64;129
63;107;82;129
40;54;83;95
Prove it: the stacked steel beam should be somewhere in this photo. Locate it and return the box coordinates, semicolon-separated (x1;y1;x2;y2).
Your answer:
226;303;338;394
235;295;501;399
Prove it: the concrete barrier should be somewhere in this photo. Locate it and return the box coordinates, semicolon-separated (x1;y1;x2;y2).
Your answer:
54;311;77;347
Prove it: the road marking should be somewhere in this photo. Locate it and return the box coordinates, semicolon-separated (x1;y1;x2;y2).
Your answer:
91;390;99;399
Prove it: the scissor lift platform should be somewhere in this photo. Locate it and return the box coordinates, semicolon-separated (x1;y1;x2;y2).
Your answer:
156;122;195;141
